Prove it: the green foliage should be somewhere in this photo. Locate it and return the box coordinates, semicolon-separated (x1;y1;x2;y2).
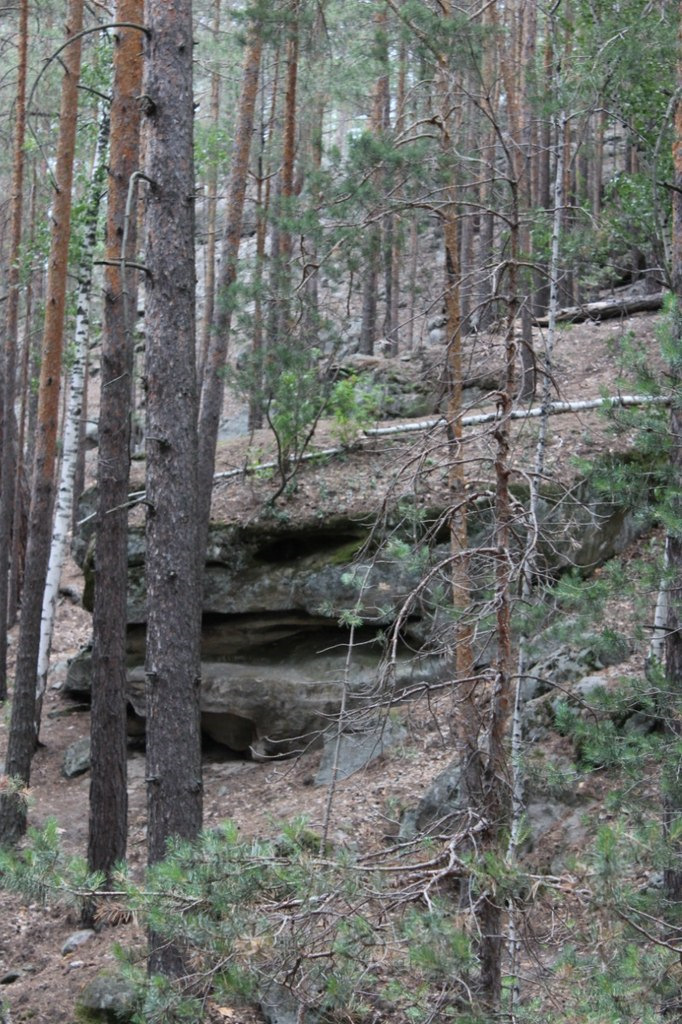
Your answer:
268;360;324;461
328;373;381;444
658;293;682;375
0;817;498;1024
402;902;474;981
0;818;105;912
553;679;658;772
122;971;203;1024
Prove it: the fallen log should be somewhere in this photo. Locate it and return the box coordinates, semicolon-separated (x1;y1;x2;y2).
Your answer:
366;393;671;437
534;292;664;326
78;393;671;524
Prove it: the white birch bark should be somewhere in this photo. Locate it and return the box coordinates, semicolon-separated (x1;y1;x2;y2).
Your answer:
366;394;671;437
649;535;670;669
37;105;109;700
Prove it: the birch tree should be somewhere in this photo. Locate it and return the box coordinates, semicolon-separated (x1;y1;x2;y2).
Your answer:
36;102;109;715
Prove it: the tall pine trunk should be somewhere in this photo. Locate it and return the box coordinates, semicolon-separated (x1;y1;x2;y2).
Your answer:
0;0;28;701
88;4;143;882
142;0;202;975
0;0;84;845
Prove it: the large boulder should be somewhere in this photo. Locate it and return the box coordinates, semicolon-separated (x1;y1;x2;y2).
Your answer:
66;646;447;758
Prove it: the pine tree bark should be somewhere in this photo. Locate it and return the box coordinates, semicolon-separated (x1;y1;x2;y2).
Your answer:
11;174;39;624
0;0;28;701
88;2;143;882
142;0;202;975
0;0;84;845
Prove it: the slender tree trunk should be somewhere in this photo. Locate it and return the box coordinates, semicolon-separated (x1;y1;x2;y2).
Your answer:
88;3;143;882
406;215;419;350
265;4;298;360
386;32;406;356
142;0;202;975
25;254;43;475
9;174;38;626
302;92;325;335
476;1;499;331
532;33;553;316
663;1;682;905
360;2;389;356
459;83;475;336
197;21;263;573
0;0;84;845
250;54;280;432
0;0;28;701
71;350;88;535
37;103;109;716
298;0;326;347
197;0;222;389
437;0;481;822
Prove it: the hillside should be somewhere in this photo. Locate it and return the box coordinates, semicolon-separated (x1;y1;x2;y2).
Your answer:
0;307;674;1024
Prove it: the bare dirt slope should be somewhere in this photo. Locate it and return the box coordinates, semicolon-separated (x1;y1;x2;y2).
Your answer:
0;310;665;1023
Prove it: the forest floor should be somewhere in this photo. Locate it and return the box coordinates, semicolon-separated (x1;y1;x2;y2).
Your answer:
0;307;667;1023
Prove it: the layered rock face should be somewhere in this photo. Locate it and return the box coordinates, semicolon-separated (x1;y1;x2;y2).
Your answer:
69;515;451;756
67;477;642;757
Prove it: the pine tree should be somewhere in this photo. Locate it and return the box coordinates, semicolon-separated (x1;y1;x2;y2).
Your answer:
141;0;203;976
88;2;144;882
0;0;84;846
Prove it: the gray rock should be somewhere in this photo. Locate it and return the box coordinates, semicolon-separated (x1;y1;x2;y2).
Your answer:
315;719;405;785
260;983;318;1024
77;972;138;1022
623;711;657;735
573;674;607;700
549;809;591;873
400;759;461;839
530;645;594;692
64;644;94;697
62;737;91;778
67;646;448;758
536;482;645;572
524;801;565;850
62;929;95;955
522;693;555;739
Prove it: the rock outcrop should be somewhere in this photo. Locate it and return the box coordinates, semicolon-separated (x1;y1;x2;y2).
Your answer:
67;470;644;757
